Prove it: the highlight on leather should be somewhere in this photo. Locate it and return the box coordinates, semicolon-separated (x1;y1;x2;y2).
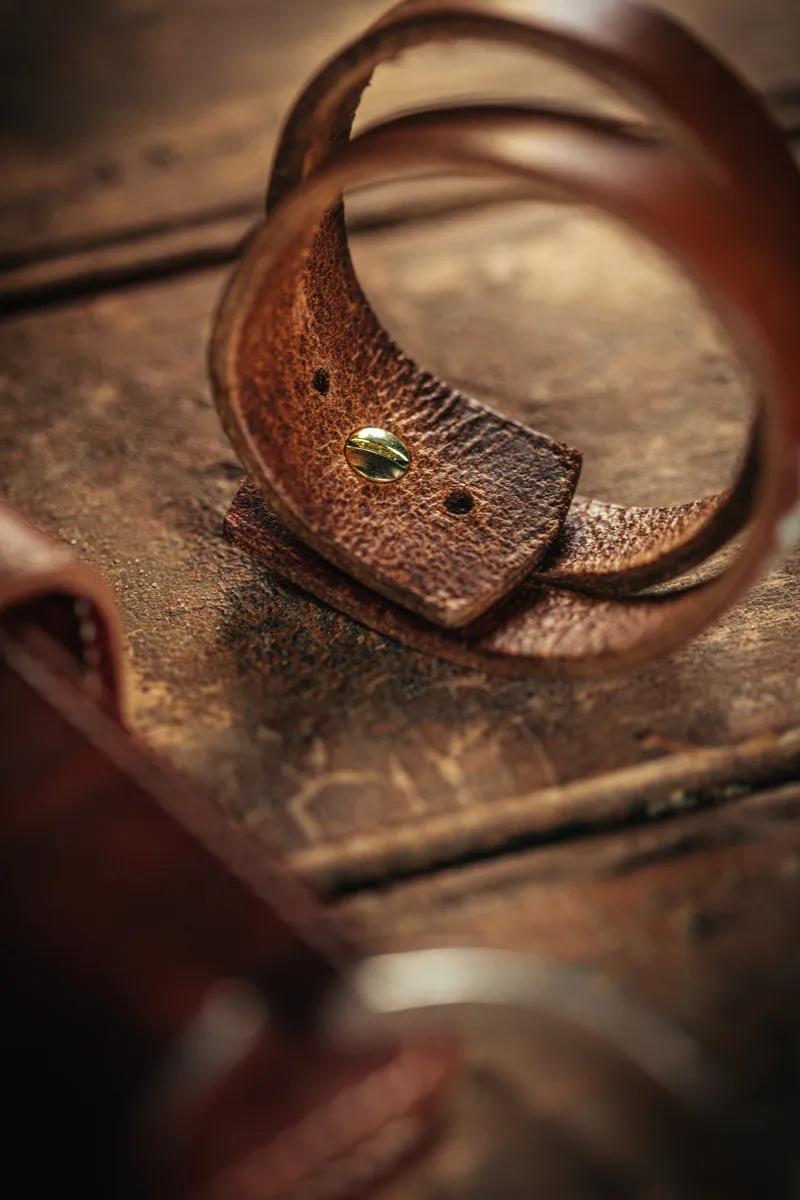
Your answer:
211;0;800;676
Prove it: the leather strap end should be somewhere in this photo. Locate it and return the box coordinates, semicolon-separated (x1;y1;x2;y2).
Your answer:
0;502;124;716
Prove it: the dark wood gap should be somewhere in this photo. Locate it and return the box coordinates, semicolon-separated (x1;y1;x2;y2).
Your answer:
1;92;798;320
0;198;264;274
0;219;253;319
322;771;800;902
297;731;800;899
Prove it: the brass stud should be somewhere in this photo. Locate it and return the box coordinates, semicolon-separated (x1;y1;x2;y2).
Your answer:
344;427;411;483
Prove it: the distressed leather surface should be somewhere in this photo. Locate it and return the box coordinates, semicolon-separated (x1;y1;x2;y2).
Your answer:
224;481;718;677
228;205;583;628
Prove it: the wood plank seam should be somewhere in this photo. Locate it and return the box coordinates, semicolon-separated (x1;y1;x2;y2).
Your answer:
290;727;800;893
1;93;798;319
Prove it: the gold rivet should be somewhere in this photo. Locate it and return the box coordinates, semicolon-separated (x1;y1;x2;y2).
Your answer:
344;427;411;483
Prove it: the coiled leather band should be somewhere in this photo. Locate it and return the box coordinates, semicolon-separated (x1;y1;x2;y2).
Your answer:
213;0;800;674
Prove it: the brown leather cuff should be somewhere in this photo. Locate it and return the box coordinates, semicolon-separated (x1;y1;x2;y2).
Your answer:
211;0;800;676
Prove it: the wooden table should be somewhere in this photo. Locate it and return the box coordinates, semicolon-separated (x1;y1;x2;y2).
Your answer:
3;0;800;1190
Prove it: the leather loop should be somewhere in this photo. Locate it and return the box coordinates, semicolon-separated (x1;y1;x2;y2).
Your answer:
0;502;123;713
212;0;800;671
0;515;451;1199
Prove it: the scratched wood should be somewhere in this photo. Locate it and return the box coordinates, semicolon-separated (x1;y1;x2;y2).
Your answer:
2;199;799;878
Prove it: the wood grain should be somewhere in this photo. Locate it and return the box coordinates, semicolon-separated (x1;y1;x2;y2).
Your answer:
1;0;797;268
2;200;798;873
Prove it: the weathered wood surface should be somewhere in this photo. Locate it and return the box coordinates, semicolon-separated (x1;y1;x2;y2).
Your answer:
1;0;798;305
2;200;799;883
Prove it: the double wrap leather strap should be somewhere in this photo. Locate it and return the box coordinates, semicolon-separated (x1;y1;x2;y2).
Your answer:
0;504;450;1200
212;0;800;676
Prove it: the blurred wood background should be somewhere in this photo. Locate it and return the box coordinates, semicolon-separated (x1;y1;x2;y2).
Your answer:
3;1;800;1186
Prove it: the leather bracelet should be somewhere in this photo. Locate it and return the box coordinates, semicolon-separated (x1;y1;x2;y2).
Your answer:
211;0;800;676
